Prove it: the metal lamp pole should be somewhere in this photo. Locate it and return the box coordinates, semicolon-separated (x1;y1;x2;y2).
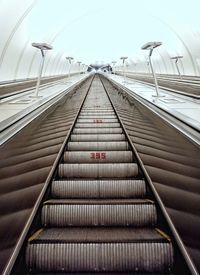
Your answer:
31;43;53;98
171;55;183;79
77;61;82;75
66;56;74;79
120;56;128;83
141;41;162;97
82;64;86;73
112;61;117;74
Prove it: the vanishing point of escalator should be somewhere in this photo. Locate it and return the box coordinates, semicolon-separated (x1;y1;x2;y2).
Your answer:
25;76;174;274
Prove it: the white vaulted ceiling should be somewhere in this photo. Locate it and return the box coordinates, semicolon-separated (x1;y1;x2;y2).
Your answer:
0;0;200;81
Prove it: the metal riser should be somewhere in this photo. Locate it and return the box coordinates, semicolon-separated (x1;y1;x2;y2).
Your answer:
77;119;118;123
72;128;123;134
42;202;156;226
34;273;166;275
67;141;129;151
79;115;117;118
79;112;115;115
51;180;146;198
83;101;111;104
81;109;114;111
75;123;121;128
84;102;109;104
58;163;138;178
70;134;126;141
26;243;173;273
63;151;133;163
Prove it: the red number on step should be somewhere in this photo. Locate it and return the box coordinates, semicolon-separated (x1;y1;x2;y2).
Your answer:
90;153;95;159
96;152;100;159
101;153;106;159
93;119;102;123
90;152;106;159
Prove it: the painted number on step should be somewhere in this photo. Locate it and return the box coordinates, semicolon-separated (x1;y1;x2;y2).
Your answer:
93;119;102;123
90;152;106;159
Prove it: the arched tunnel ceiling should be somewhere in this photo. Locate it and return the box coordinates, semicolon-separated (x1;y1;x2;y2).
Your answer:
0;0;200;81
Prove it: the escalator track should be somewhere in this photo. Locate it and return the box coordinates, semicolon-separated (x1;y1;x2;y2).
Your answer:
4;75;197;274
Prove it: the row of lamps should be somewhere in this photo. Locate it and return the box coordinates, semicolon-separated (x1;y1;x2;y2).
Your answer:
113;42;183;97
32;42;84;98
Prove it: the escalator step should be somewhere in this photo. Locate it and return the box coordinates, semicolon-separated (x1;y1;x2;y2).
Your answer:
58;163;138;178
63;151;133;163
67;141;129;151
79;114;117;118
73;128;123;134
77;118;119;123
70;133;126;141
75;123;120;128
51;179;146;198
26;228;173;273
41;199;156;227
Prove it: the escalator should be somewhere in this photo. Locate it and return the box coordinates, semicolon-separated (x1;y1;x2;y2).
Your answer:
5;75;197;274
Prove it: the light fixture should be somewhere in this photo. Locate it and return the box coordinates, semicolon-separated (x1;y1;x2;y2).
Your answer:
31;42;53;98
120;56;128;83
141;41;162;97
66;56;74;79
171;55;183;79
77;61;82;75
112;61;117;74
141;42;162;51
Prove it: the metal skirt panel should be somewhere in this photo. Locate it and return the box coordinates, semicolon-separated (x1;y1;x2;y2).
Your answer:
51;180;146;199
26;242;173;272
58;163;138;178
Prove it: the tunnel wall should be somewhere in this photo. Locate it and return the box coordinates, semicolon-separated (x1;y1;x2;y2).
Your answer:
1;1;200;82
0;0;83;82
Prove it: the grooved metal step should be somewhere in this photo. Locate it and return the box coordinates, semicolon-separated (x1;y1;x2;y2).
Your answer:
67;141;129;151
58;163;138;178
26;228;173;273
79;112;115;115
75;123;121;128
77;118;119;123
63;151;133;163
72;128;123;134
41;199;156;227
79;114;117;118
51;179;146;198
70;134;126;141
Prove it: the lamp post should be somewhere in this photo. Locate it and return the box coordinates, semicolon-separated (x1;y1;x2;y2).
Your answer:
77;61;82;75
66;56;74;79
147;60;151;74
171;55;183;79
141;41;162;97
112;61;117;74
120;56;128;83
31;42;53;98
82;64;86;73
